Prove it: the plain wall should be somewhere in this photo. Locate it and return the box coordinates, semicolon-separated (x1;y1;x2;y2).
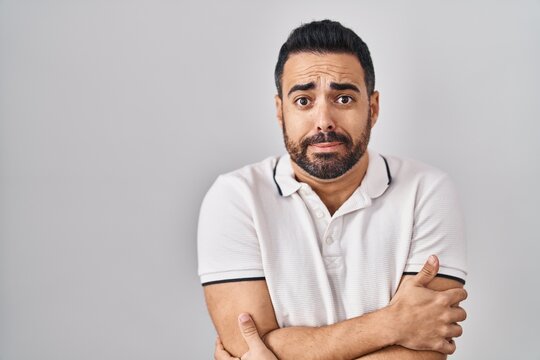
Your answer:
1;1;539;359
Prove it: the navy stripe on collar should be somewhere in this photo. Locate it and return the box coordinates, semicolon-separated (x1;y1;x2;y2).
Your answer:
380;155;392;185
273;157;283;196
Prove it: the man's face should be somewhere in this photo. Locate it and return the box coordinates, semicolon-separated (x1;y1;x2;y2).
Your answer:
275;52;379;180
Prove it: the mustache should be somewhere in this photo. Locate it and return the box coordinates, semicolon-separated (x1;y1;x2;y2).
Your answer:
301;131;352;147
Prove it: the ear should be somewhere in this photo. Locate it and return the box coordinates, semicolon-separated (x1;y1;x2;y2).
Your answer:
274;95;283;128
369;90;380;128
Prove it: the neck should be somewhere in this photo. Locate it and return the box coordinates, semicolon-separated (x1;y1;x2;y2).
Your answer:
291;152;369;215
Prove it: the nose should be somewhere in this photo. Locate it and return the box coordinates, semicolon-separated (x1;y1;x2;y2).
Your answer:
315;101;335;132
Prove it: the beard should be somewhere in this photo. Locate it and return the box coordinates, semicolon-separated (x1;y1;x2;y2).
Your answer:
282;113;371;180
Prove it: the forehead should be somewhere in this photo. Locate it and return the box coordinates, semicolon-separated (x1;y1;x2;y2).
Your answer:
282;52;365;90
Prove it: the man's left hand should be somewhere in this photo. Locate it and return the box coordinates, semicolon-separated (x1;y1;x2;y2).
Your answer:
214;313;278;360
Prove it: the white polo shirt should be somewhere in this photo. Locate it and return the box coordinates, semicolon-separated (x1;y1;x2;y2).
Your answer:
197;149;467;328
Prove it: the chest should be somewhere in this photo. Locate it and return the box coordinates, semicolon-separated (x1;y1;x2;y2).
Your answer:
255;192;415;327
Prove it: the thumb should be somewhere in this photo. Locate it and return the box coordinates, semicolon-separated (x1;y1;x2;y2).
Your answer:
413;255;439;286
238;313;265;349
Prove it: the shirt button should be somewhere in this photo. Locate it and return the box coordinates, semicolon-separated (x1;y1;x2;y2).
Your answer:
325;236;334;245
315;209;324;218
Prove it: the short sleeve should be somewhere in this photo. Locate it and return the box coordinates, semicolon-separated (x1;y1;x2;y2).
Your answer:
403;173;468;284
197;175;264;285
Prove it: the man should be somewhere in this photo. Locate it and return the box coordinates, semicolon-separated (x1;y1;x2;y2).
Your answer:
198;20;468;359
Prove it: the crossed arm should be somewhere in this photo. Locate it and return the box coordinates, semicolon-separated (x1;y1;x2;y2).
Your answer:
205;256;467;360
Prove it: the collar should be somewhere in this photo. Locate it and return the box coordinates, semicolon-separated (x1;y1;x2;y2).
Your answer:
273;148;392;199
273;153;301;197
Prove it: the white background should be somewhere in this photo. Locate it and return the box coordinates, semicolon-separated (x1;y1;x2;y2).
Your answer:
1;1;539;359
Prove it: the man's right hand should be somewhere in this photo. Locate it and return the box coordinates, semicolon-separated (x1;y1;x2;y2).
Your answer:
388;255;468;354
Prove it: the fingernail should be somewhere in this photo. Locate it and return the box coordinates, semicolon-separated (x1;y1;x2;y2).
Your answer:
428;255;436;265
239;313;251;323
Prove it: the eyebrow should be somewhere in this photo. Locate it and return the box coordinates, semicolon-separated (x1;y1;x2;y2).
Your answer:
287;82;316;97
287;81;360;97
329;82;360;92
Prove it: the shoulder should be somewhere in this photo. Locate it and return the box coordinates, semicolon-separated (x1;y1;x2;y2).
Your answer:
383;153;449;180
218;156;279;185
209;156;280;192
382;153;455;191
201;156;282;210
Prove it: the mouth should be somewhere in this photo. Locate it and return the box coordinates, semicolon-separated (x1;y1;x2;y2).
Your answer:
310;142;343;152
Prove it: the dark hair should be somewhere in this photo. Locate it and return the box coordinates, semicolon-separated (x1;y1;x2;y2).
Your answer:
274;20;375;98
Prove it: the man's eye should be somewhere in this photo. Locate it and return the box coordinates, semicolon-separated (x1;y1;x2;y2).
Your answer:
295;97;310;106
337;96;353;104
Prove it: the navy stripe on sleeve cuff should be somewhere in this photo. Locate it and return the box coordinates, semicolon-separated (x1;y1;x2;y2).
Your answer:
403;272;466;285
201;277;266;287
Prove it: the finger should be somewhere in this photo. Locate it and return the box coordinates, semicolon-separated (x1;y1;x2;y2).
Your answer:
214;336;240;360
437;338;457;355
448;306;467;323
443;288;468;306
413;255;439;286
215;338;229;359
215;336;225;351
214;338;225;354
445;323;464;338
238;313;265;349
